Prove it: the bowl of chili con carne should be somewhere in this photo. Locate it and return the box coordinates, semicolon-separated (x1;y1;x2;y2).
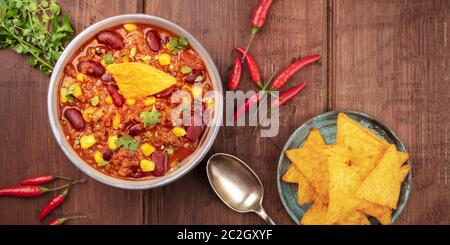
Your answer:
48;14;223;189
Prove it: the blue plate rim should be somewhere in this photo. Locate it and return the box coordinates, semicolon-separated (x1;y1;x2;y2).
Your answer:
276;109;413;225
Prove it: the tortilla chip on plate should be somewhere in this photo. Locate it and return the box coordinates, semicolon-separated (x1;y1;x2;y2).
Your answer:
336;113;389;178
401;164;411;181
286;146;329;204
326;145;362;224
357;201;392;225
106;62;177;99
335;210;370;225
284;128;325;203
300;200;327;225
356;145;403;209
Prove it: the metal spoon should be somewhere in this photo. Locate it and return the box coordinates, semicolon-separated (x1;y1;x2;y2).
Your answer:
206;153;276;225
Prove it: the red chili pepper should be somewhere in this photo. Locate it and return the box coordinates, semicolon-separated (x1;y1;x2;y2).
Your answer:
0;179;84;198
243;0;274;58
227;56;243;90
48;215;87;225
233;91;260;122
0;185;49;197
271;55;321;90
38;188;69;222
20;175;71;185
235;47;263;89
273;82;307;106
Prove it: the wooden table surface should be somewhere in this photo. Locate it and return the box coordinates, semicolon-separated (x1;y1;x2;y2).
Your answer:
0;0;449;225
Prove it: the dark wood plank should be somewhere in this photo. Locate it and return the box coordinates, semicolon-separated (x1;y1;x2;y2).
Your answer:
331;0;450;224
144;0;328;224
0;0;144;225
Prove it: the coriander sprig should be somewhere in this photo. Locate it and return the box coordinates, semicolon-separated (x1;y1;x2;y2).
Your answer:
0;0;74;75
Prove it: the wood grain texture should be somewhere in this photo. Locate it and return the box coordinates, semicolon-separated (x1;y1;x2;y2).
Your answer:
0;0;144;225
144;0;327;224
0;0;448;225
331;0;450;224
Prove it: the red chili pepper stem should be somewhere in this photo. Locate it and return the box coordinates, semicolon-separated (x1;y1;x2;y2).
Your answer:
241;27;259;61
49;215;87;225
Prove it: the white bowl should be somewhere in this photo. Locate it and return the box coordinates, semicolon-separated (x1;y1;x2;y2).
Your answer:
48;14;223;190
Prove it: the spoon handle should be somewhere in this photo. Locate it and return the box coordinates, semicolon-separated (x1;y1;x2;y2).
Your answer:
254;206;276;225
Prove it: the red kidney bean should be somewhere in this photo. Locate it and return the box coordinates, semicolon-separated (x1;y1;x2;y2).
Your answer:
77;61;105;77
145;30;161;52
185;126;203;141
151;151;167;177
63;108;85;131
101;73;116;86
129;165;143;178
156;85;175;98
96;30;124;50
128;124;142;136
106;84;124;107
183;73;198;83
102;149;113;161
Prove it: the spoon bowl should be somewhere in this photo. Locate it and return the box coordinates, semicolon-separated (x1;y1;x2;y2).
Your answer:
206;153;275;224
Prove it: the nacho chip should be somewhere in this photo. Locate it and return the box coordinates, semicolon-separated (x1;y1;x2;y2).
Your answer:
401;164;411;181
357;201;392;225
287;146;329;203
356;145;403;209
336;113;389;178
326;146;362;224
282;164;301;183
300;200;327;225
336;210;370;225
297;174;318;205
303;128;325;147
106;62;177;99
285;128;325;203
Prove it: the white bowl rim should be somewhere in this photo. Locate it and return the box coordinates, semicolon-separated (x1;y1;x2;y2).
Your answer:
47;14;223;190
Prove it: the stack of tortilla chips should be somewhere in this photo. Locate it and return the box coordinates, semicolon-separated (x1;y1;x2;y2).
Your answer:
282;113;410;225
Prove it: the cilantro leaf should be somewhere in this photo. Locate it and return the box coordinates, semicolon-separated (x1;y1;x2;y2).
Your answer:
0;0;74;75
167;36;189;52
140;105;160;127
116;135;139;152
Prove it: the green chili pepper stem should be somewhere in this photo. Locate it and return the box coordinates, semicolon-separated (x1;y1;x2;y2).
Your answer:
57;215;87;224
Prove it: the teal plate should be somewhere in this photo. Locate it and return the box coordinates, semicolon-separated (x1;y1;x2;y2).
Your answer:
277;110;412;225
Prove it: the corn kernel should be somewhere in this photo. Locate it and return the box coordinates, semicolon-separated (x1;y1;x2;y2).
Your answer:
166;43;173;51
140;143;155;156
158;53;171;65
80;135;96;149
108;135;119;150
82;108;96;122
140;159;155;172
192;86;202;99
126;98;136;105
112;114;121;129
123;23;137;32
72;84;82;98
60;88;68;103
129;47;137;58
95;151;108;166
144;96;156;106
172;127;187;137
106;96;113;104
76;73;85;81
